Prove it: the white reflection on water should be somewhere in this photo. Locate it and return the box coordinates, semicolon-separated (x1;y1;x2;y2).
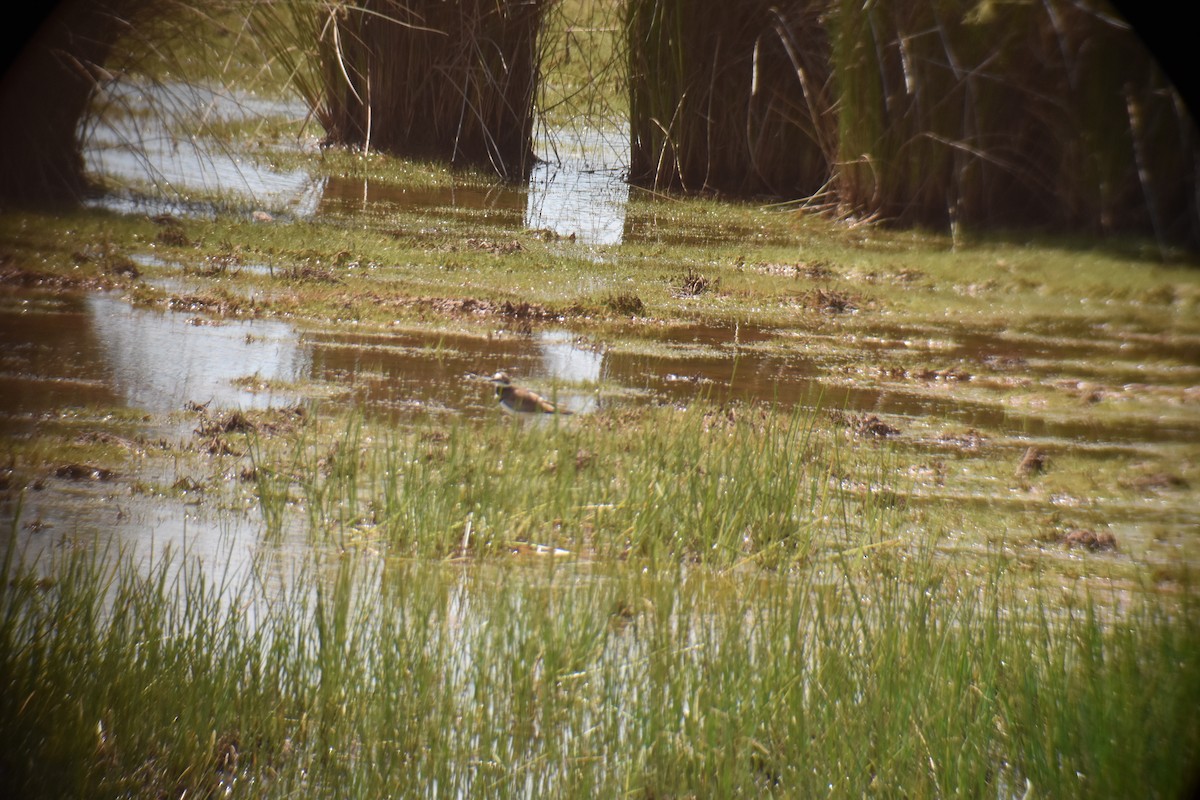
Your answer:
87;294;308;412
527;127;628;246
82;77;629;243
537;330;603;413
83;79;322;217
538;330;603;383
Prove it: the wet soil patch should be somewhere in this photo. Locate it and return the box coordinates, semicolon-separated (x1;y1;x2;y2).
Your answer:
0;263;123;292
5;286;1197;450
53;463;117;481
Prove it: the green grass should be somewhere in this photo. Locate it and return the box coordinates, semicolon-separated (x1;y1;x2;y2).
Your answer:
6;194;1197;338
241;403;856;565
3;501;1198;798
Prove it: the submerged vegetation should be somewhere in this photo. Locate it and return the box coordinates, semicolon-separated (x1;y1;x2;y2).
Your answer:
2;0;1200;797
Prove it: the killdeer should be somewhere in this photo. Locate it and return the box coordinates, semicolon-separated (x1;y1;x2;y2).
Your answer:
490;372;573;415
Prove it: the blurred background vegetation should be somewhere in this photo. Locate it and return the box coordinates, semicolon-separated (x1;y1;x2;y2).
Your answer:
1;0;1196;248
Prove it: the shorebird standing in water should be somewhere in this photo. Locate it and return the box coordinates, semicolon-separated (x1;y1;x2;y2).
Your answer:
490;372;573;415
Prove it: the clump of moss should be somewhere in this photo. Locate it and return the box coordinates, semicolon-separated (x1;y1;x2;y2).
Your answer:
604;292;645;316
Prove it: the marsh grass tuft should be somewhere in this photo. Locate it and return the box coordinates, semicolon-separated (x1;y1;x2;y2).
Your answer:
603;290;645;316
240;402;860;564
2;511;1197;797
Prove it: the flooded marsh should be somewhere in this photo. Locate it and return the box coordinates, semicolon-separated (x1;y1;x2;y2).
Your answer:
3;58;1200;800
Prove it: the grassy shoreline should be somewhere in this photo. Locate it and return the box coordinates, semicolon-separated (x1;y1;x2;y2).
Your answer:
3;509;1198;797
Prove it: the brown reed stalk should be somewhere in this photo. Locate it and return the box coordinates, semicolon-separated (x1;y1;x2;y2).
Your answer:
828;0;1198;245
623;0;1197;247
255;0;551;180
624;0;836;197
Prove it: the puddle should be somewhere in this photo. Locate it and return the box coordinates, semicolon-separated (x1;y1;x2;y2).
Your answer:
84;77;633;246
300;320;1200;445
315;126;630;247
301;324;827;422
316;175;527;230
855;320;1200;378
90;295;306;413
6;287;1196;447
84;79;322;218
7;485;266;572
0;291;306;430
302;327;603;417
1;289;310;577
0;292;121;421
527;127;628;245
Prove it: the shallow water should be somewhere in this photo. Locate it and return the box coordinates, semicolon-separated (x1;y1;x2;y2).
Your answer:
83;77;630;246
84;80;322;217
316;174;526;229
0;291;305;429
0;292;121;419
527;127;629;245
315;129;629;247
5;289;1197;451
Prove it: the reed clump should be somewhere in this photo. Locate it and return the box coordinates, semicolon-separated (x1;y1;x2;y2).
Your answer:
253;0;551;179
624;0;836;197
623;0;1199;247
830;0;1197;244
